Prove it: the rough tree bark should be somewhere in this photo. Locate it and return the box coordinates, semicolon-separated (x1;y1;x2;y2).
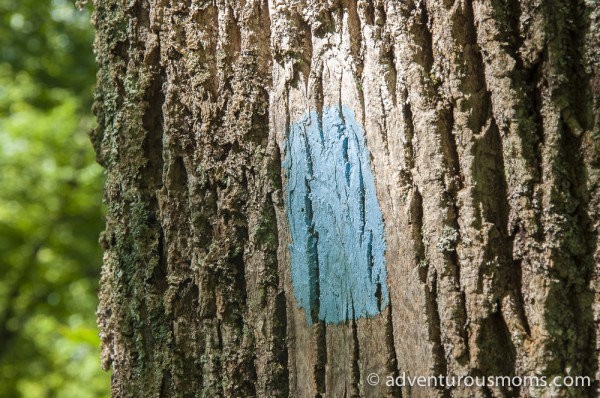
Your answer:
91;0;599;397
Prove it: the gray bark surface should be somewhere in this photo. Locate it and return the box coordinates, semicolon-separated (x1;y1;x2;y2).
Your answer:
92;0;600;396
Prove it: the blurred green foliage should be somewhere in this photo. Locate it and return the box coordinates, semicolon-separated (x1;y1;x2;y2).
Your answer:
0;0;109;396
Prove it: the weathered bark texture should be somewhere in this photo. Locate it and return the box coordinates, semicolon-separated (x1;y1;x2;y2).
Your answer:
91;0;600;396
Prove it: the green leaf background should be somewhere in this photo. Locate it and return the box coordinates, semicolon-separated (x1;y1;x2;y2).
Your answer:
0;0;109;396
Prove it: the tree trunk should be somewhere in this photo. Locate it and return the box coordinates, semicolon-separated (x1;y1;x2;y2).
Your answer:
91;0;599;396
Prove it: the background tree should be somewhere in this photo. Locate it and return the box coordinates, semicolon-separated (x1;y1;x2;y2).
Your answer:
93;0;599;397
0;0;109;396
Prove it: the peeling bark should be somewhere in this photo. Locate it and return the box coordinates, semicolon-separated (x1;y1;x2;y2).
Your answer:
92;0;599;396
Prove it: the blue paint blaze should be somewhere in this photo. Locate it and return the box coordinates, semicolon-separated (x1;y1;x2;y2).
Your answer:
283;105;389;325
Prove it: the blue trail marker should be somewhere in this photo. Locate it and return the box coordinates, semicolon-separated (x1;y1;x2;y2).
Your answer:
283;105;389;325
